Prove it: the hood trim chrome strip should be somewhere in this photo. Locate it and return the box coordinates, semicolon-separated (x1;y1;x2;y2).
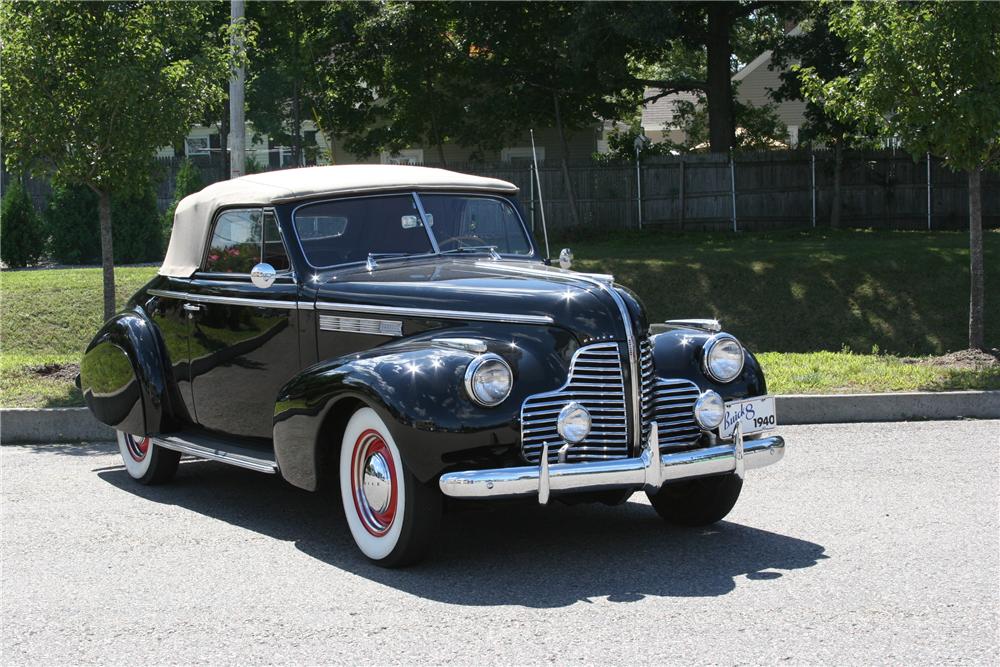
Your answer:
314;301;554;324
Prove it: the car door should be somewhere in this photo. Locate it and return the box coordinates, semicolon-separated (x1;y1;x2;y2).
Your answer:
185;208;301;440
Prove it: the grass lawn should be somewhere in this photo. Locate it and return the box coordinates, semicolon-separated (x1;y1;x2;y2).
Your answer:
2;229;998;407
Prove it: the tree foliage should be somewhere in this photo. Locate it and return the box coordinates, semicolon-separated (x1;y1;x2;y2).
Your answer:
801;0;1000;350
0;1;231;318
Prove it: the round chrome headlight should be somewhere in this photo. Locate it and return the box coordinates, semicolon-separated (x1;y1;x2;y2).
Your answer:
703;333;745;383
693;390;725;430
557;401;591;443
464;354;513;406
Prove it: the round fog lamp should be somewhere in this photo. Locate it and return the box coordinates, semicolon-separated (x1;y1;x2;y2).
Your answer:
557;401;591;443
693;390;725;430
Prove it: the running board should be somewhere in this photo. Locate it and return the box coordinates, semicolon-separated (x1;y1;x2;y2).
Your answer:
153;435;279;474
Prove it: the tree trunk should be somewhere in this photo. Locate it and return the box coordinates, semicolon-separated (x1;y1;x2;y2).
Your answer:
552;93;580;227
97;190;115;322
968;167;984;350
706;4;734;154
831;140;843;229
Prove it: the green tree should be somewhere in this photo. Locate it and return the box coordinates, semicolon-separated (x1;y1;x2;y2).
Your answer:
1;1;229;320
802;1;1000;349
162;160;205;249
247;1;330;167
0;178;46;268
621;1;801;153
771;5;870;228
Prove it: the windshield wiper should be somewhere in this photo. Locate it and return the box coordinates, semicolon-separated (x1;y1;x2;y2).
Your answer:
366;252;413;270
438;245;502;260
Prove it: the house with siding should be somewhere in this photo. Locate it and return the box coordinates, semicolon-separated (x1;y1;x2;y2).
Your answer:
641;29;807;148
158;122;604;169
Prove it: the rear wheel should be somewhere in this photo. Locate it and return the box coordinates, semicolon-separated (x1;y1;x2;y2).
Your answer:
339;407;440;567
116;431;180;485
646;474;743;526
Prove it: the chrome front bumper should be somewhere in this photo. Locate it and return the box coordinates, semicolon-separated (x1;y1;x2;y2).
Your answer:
438;423;785;504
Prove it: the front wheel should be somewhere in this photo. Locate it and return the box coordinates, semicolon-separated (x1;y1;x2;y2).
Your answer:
339;407;441;567
116;431;180;485
646;474;743;527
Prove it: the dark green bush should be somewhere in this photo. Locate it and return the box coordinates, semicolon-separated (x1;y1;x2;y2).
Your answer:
1;179;46;268
46;181;162;264
162;159;204;243
45;182;100;264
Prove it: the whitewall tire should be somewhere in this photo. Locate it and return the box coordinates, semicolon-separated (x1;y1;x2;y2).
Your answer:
339;407;440;567
116;431;180;485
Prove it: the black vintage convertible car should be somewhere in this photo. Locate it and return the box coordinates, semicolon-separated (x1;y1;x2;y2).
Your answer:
80;165;784;566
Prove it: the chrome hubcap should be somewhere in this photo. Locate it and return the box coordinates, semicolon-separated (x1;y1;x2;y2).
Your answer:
350;429;398;536
362;452;392;514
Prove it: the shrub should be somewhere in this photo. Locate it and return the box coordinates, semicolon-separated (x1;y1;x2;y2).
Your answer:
46;180;162;264
161;159;203;246
0;178;46;268
45;182;100;264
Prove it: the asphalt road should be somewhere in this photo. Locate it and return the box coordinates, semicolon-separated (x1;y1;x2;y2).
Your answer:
2;421;998;665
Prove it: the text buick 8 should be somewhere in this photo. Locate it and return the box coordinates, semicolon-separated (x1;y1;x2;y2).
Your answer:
79;165;785;566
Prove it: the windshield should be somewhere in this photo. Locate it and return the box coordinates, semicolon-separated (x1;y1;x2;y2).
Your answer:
293;195;433;268
292;193;533;268
418;194;532;255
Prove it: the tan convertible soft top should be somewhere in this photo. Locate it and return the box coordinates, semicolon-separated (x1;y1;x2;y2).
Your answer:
159;164;519;278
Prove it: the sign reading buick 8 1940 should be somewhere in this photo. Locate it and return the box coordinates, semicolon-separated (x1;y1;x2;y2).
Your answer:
78;165;784;567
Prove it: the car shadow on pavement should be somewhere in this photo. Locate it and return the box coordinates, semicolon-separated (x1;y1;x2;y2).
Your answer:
99;458;828;608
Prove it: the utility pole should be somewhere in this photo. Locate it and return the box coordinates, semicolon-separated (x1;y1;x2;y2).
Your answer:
229;0;246;179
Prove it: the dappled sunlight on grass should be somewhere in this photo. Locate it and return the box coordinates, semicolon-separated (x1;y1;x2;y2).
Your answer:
571;229;998;355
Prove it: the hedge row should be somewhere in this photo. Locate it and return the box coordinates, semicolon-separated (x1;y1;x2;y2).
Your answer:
1;160;204;268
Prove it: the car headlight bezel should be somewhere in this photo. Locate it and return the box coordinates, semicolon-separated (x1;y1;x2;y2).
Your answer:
464;353;513;407
693;390;726;430
702;333;745;383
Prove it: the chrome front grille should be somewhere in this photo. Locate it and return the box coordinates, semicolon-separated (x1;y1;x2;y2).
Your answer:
520;339;704;464
648;378;702;449
520;343;628;463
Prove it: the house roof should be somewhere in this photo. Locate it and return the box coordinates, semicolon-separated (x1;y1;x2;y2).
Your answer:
160;165;518;277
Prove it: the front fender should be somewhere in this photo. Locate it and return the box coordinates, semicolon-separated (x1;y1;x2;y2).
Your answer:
79;308;172;435
651;328;767;400
273;337;556;490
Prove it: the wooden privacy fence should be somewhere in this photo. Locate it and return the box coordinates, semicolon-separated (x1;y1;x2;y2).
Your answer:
4;149;997;233
445;150;999;233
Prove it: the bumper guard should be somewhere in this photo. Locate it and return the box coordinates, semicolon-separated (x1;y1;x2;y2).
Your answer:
438;423;785;504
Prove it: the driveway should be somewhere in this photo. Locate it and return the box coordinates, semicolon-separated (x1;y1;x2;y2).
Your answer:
2;421;997;664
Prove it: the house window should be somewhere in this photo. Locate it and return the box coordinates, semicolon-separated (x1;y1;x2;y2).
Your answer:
381;149;424;165
185;136;210;156
501;146;544;164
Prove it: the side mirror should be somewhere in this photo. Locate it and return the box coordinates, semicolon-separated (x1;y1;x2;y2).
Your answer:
250;262;276;289
558;248;574;270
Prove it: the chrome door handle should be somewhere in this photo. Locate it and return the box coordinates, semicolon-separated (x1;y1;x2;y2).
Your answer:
182;303;202;313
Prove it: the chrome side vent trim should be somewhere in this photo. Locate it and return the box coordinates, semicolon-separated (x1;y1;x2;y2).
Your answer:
318;314;403;337
520;343;628;464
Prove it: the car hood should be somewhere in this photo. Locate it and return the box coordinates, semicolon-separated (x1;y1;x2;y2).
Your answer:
311;257;647;343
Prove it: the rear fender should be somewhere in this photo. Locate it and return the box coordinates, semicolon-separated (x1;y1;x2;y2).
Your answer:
79;308;172;435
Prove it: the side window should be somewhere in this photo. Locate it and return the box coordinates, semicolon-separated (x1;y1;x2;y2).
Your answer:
204;210;261;274
204;209;291;274
263;210;290;271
